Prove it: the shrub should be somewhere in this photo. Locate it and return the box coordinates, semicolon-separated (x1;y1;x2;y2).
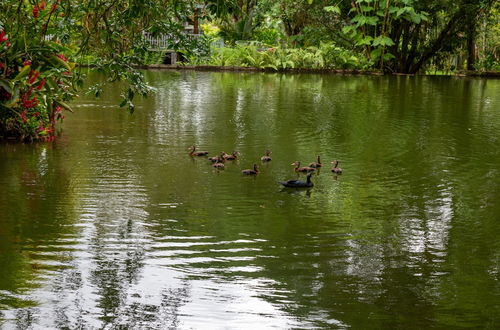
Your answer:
198;42;371;71
1;2;78;142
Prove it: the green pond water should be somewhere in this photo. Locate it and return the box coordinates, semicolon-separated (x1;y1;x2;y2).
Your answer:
1;71;499;329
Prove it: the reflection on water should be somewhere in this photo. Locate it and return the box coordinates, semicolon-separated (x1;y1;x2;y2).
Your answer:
1;72;499;328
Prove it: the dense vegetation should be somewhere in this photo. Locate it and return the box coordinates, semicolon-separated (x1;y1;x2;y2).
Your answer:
196;0;499;73
1;0;499;141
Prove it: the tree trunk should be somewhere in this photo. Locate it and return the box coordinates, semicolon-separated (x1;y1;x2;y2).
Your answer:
466;22;476;70
409;10;462;73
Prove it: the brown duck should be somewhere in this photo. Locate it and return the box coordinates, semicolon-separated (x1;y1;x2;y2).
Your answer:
189;145;209;156
331;160;342;174
212;156;225;169
291;161;315;173
261;150;272;162
308;155;322;168
223;151;239;160
242;164;259;175
209;152;225;163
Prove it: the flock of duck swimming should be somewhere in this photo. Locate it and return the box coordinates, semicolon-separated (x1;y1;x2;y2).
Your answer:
189;146;343;188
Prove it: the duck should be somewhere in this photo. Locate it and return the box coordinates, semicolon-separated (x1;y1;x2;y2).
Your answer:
291;161;315;173
331;160;342;174
279;172;314;188
212;156;225;169
242;164;259;175
261;150;272;162
308;155;322;168
189;145;209;156
209;152;225;163
222;151;239;160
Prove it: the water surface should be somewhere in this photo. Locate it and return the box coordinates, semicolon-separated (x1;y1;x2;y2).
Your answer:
1;72;499;328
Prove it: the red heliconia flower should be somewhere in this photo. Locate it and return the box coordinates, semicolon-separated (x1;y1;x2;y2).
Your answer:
20;110;28;123
51;3;58;12
0;30;7;43
57;53;68;62
33;6;39;18
28;70;40;84
21;92;38;108
46;127;54;134
36;78;46;90
39;0;46;10
23;60;32;66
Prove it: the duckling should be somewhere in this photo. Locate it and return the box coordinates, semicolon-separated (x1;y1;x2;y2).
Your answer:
279;172;314;188
308;155;322;168
189;145;209;156
212;156;225;169
209;152;225;163
331;160;343;174
223;151;239;160
261;150;272;162
242;164;259;175
291;161;315;173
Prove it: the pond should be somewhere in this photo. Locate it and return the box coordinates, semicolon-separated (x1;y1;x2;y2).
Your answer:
1;71;499;328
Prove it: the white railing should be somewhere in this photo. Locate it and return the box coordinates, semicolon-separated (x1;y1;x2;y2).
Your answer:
143;33;224;50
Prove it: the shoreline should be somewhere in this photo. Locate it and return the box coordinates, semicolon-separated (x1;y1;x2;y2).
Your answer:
107;64;500;78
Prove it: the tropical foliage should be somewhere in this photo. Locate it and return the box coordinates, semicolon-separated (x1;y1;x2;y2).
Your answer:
0;0;195;140
201;0;499;74
1;0;499;141
205;42;371;70
0;1;78;141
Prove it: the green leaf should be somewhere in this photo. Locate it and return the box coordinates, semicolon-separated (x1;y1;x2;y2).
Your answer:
372;36;395;46
13;65;32;81
342;25;356;35
351;15;363;24
410;14;421;24
388;6;399;14
356;36;373;46
0;79;12;94
324;5;341;14
397;8;407;17
383;53;396;61
54;100;74;113
352;15;378;26
51;55;72;70
370;48;382;59
366;16;379;26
